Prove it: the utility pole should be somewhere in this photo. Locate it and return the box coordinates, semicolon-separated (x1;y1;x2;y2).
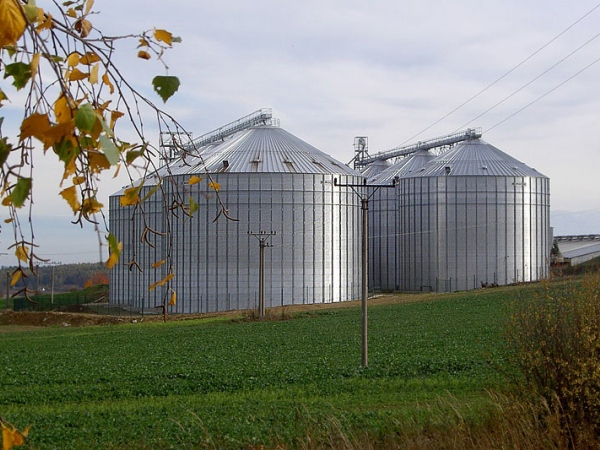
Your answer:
248;231;276;318
334;177;395;368
51;265;55;305
5;272;9;310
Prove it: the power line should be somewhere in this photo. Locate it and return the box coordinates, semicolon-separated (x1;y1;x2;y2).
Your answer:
398;2;600;145
487;54;600;132
457;29;600;131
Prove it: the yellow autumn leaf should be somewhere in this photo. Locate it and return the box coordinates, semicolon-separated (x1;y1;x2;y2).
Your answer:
62;156;77;181
30;52;40;80
60;185;81;213
102;72;114;94
74;18;92;38
80;52;101;65
106;253;118;269
106;241;122;269
88;151;111;173
149;273;175;292
151;259;165;268
68;68;89;81
36;10;52;31
154;29;173;46
0;0;27;47
66;52;80;67
54;94;74;123
72;176;86;185
81;197;103;217
84;0;94;15
208;181;220;192
4;218;13;224
66;7;76;17
2;422;29;449
10;269;21;286
20;112;51;143
89;63;99;84
110;110;124;130
188;175;203;185
15;244;28;262
42;121;75;150
168;290;176;306
137;50;151;60
138;38;149;48
120;185;140;207
3;423;29;448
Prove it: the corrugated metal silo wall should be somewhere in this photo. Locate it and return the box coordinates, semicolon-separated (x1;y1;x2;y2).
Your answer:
396;175;550;292
108;184;168;311
369;187;399;292
109;173;363;313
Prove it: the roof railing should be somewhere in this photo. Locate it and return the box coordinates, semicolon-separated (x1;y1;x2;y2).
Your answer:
356;127;482;167
185;108;274;151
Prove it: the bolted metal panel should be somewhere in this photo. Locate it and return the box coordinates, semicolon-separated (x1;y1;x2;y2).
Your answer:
368;150;435;292
109;125;364;314
394;139;550;292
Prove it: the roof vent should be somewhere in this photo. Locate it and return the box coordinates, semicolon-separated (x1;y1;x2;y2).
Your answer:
445;166;451;175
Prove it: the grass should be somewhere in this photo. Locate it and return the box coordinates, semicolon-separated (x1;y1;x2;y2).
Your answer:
0;283;554;448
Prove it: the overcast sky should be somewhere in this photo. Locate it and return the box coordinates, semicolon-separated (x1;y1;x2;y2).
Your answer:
2;0;600;264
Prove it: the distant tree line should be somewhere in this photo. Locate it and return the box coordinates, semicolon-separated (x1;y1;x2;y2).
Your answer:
0;263;108;297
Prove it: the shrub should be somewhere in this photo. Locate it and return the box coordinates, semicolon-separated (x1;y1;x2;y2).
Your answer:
506;274;600;438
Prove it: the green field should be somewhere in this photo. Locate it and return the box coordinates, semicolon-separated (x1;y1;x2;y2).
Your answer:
0;286;523;448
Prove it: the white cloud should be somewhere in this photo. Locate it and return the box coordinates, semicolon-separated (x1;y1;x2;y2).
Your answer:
2;0;600;262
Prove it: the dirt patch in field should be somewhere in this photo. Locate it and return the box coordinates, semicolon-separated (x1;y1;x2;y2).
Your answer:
0;308;233;330
0;292;437;331
0;310;127;328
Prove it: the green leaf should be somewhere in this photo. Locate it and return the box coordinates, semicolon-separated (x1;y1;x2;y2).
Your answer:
10;177;32;208
74;103;97;132
126;144;146;165
4;62;32;90
152;76;180;103
0;137;12;166
107;232;119;253
172;36;183;44
24;0;39;21
99;134;120;165
53;138;79;164
106;232;122;269
189;196;199;216
97;114;113;137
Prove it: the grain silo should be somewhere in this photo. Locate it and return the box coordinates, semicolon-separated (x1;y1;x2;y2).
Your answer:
396;137;550;292
368;150;436;291
109;110;364;313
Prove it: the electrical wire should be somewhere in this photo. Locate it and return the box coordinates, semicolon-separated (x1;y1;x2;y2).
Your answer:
397;1;600;145
487;54;600;132
457;29;600;131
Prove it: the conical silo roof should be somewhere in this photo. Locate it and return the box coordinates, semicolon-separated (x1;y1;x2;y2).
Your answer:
369;149;436;184
166;125;360;176
360;159;390;179
405;138;547;178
